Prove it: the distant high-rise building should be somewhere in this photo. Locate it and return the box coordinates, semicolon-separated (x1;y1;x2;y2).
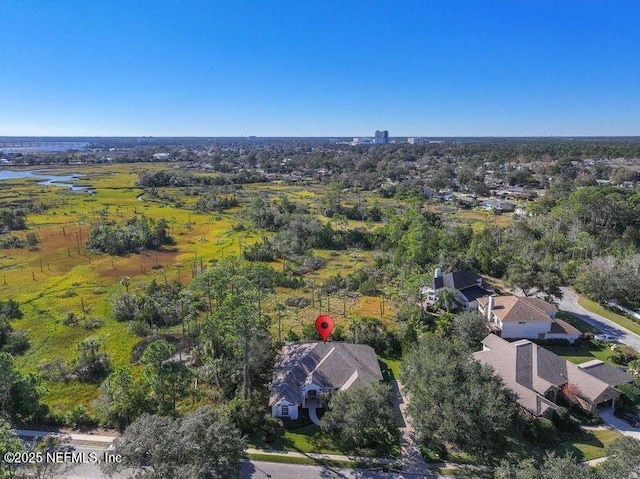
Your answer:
374;130;389;144
407;137;424;145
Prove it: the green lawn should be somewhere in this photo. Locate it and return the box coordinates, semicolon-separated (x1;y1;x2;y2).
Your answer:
246;452;361;468
252;423;401;459
546;342;614;365
378;356;402;382
555;427;622;462
578;295;640;337
556;310;602;334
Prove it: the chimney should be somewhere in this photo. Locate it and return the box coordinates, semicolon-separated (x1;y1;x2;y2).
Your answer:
487;296;495;320
434;268;442;279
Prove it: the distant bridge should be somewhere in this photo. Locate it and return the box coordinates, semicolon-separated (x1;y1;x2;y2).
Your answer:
0;140;88;151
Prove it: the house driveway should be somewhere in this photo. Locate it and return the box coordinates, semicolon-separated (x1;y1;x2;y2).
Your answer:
558;287;640;351
599;408;640;439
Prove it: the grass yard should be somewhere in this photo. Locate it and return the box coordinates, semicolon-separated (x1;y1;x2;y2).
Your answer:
252;423;401;459
554;427;622;462
378;356;402;381
556;310;602;334
578;295;640;337
545;341;614;365
498;425;622;465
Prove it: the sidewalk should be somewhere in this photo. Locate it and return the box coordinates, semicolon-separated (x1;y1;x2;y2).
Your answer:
14;429;116;444
246;447;397;464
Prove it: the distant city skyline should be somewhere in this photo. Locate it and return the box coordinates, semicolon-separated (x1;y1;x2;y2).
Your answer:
1;1;639;137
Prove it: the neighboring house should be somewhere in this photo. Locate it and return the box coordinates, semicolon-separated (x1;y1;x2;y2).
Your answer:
474;334;632;416
269;342;383;420
421;268;492;311
478;295;581;344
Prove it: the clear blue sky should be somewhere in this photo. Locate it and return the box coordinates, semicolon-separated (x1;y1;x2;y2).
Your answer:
1;1;638;137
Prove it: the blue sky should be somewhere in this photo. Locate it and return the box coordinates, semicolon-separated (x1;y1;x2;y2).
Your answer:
0;1;638;137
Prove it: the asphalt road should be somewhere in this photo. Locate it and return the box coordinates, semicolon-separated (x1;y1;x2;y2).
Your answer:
49;446;446;479
558;287;640;351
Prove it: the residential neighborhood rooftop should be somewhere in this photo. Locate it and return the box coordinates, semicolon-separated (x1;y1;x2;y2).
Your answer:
269;342;383;408
474;334;632;417
478;295;558;323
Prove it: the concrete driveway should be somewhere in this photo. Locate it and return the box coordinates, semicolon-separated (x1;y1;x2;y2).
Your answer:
558;287;640;351
599;408;640;439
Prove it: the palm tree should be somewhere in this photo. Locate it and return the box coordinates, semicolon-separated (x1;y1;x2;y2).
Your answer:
437;288;458;313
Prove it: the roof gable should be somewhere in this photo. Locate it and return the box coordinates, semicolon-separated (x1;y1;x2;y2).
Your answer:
475;334;619;415
270;342;383;406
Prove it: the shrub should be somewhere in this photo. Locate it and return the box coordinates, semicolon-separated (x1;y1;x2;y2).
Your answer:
1;330;30;355
551;406;577;432
62;311;78;325
284;329;300;342
618;383;640;406
528;418;557;445
64;406;97;430
81;318;103;330
610;345;638;365
285;296;310;309
128;320;151;337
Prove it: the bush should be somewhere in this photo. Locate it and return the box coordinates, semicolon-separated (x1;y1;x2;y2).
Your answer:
618;383;640;406
528;418;557;445
551;406;577;432
284;329;300;342
128;320;152;337
62;311;78;325
610;344;638;365
81;318;103;330
64;406;97;430
533;338;571;347
113;293;139;322
1;330;30;355
285;296;310;309
273;271;304;289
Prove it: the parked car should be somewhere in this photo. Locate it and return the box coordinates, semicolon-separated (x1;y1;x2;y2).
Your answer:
594;334;617;342
622;413;640;427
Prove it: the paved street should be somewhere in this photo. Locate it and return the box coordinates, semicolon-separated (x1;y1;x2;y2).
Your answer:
558;287;640;351
9;440;454;479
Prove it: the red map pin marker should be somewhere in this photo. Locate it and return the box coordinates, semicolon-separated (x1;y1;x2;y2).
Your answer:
315;315;335;343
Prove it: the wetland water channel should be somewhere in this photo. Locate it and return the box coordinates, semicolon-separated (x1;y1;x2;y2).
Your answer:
0;169;93;193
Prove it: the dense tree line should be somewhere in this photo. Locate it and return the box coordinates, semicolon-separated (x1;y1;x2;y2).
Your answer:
0;300;29;355
0;209;27;233
87;216;173;255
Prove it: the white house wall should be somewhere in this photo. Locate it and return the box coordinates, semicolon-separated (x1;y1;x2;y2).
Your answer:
501;322;551;339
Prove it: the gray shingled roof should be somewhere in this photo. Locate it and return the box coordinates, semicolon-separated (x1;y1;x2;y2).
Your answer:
475;334;621;416
578;360;633;387
269;342;383;406
431;269;482;291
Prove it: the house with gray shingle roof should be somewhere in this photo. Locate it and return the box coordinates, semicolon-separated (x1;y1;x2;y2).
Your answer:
420;268;492;311
474;334;632;416
269;342;383;420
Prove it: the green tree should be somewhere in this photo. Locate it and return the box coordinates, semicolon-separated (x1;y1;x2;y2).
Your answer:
452;311;489;350
102;408;246;479
321;382;398;450
599;436;640;479
96;366;153;430
141;340;192;414
0;418;24;479
0;352;45;423
402;335;515;458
